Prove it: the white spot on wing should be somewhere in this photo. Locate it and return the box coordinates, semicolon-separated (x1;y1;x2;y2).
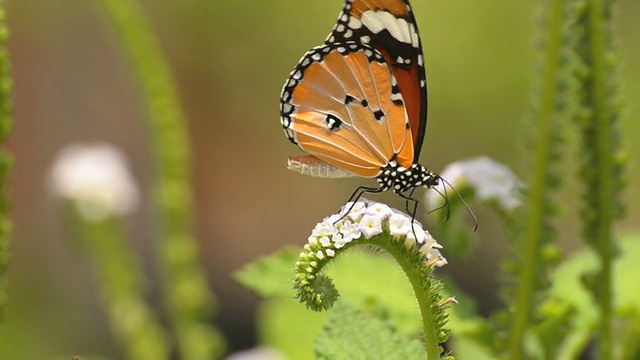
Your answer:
361;11;413;45
348;16;362;29
358;11;421;49
410;24;419;48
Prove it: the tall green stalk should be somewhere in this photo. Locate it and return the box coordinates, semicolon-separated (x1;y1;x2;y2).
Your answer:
0;0;13;323
505;0;580;357
75;216;170;360
96;1;224;358
574;0;626;358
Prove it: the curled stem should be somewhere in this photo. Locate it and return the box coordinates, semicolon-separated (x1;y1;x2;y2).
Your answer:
293;200;450;359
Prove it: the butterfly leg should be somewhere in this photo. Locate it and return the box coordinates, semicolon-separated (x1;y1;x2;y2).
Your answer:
399;189;421;241
335;185;384;224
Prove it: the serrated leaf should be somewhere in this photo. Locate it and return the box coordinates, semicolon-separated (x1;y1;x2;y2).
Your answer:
234;246;299;298
314;302;424;360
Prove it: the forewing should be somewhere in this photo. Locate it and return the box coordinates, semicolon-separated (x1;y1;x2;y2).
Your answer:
280;43;414;178
326;0;427;162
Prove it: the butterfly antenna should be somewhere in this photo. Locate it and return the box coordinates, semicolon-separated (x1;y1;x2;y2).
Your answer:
438;176;478;232
427;185;449;220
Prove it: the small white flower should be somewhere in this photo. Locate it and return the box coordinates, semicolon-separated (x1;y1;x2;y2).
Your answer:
324;213;343;226
388;213;412;237
318;236;331;247
333;233;352;249
316;251;325;260
325;249;336;257
311;222;338;239
365;202;393;220
420;244;447;267
339;220;362;242
427;156;523;212
342;201;366;220
359;214;383;239
406;225;429;244
48;143;140;222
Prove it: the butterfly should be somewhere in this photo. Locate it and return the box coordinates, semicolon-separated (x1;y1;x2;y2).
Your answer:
280;0;454;220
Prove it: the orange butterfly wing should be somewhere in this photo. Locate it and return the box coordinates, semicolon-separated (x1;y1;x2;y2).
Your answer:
280;43;414;178
326;0;427;162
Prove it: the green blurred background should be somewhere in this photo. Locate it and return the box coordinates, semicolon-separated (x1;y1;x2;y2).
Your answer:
1;0;638;358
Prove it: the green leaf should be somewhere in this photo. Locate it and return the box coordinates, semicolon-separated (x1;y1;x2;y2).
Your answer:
328;250;420;335
237;247;426;334
258;298;326;360
234;246;300;298
450;337;501;360
549;232;640;358
314;302;424;360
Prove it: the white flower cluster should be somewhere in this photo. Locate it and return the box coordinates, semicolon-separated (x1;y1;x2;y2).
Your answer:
427;156;524;212
302;199;447;267
48;143;140;222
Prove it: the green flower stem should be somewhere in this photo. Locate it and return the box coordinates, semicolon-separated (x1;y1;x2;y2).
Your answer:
509;0;574;356
578;1;622;358
295;232;448;360
96;1;223;358
74;215;170;360
0;0;12;322
377;238;442;360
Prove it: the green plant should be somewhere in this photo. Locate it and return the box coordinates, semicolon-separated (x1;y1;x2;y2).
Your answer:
237;0;631;359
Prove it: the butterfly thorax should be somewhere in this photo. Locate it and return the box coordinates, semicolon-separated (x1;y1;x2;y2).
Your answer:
377;161;439;194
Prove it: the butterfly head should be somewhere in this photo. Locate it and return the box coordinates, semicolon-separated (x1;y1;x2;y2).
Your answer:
377;161;439;194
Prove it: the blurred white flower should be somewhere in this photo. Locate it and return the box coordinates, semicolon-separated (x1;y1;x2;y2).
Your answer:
48;143;140;222
225;347;285;360
427;156;524;212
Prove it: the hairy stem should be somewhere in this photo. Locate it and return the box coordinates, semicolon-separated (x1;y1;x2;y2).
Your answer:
0;0;13;323
76;216;170;360
379;241;442;359
508;0;578;356
96;0;224;358
576;0;625;357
